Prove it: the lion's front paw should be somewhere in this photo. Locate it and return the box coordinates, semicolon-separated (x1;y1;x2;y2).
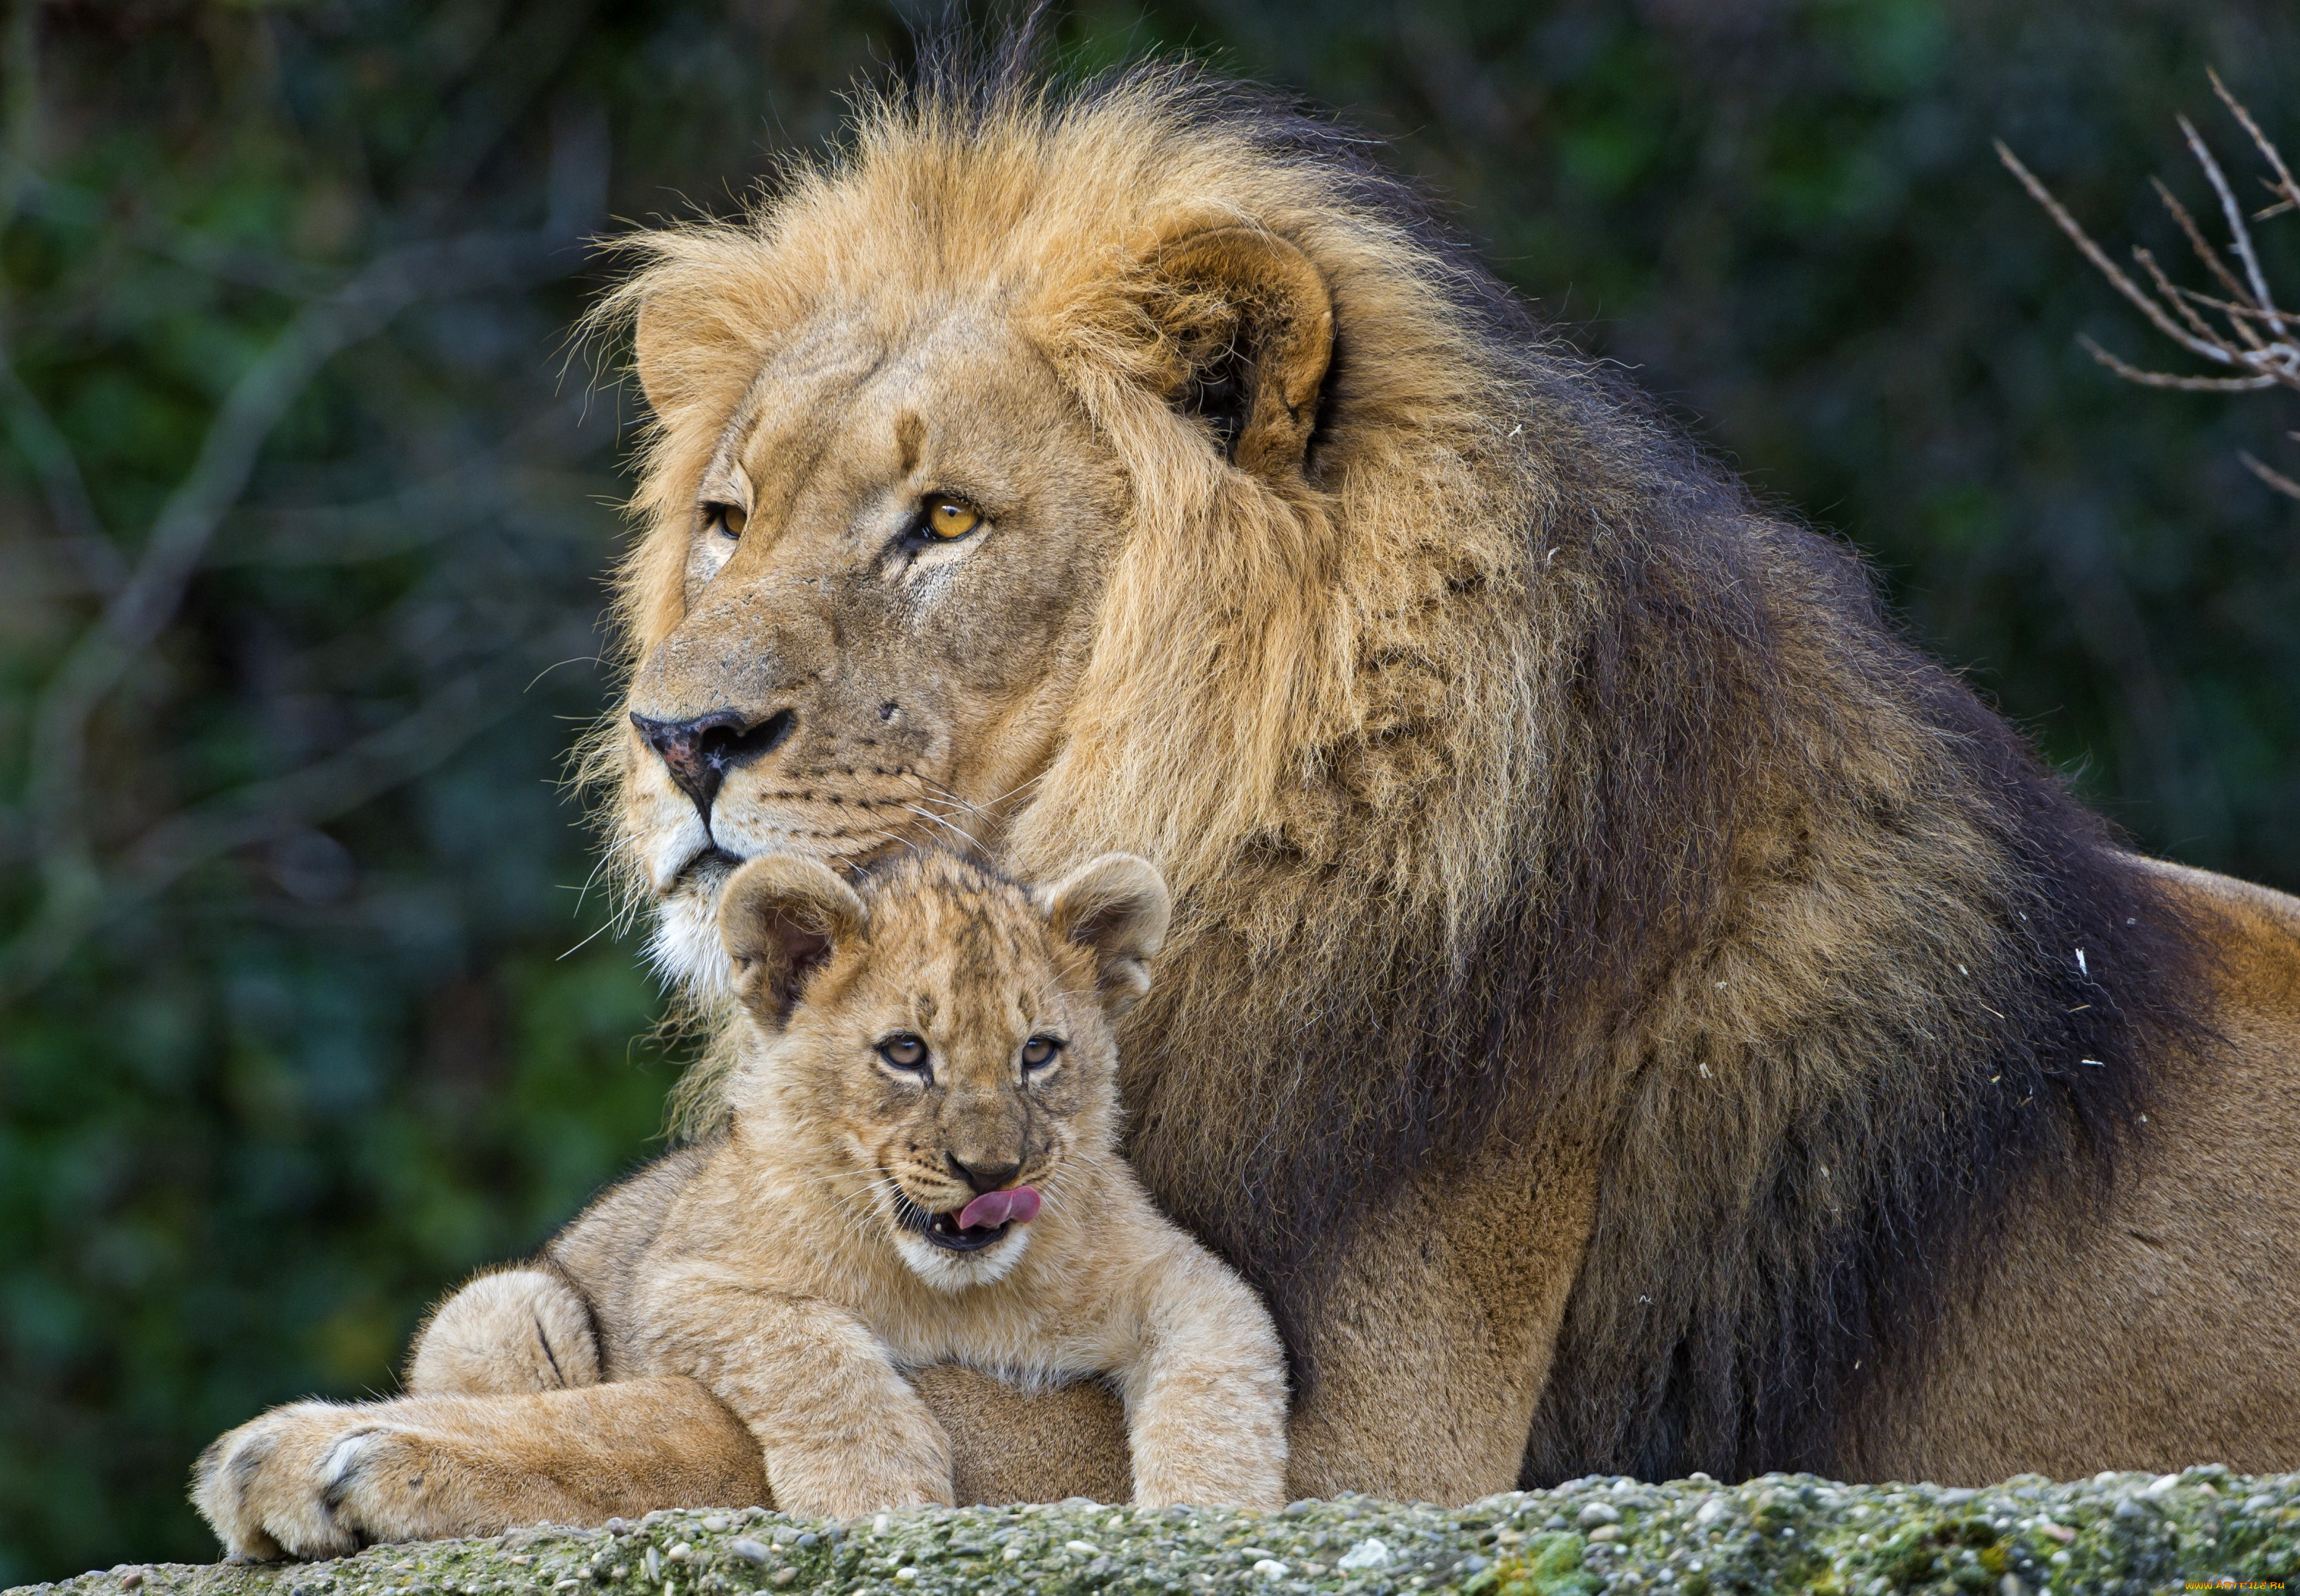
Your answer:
194;1403;386;1559
194;1403;482;1559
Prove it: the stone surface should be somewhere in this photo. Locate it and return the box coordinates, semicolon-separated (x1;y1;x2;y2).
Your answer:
16;1470;2299;1596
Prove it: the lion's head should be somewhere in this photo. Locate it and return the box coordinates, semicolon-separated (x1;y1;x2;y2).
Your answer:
591;59;2210;1481
593;71;1534;1004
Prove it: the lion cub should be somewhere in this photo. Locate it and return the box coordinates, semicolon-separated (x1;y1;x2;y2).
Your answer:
447;849;1284;1519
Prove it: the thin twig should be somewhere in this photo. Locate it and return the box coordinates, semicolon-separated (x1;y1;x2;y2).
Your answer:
1996;141;2243;367
2132;243;2246;351
2240;451;2300;501
2169;284;2300;330
2078;334;2280;391
2005;82;2300;496
2177;113;2277;317
2144;179;2266;349
2211;68;2300;215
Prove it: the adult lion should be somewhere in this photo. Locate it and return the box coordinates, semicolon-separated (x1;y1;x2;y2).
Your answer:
200;53;2300;1546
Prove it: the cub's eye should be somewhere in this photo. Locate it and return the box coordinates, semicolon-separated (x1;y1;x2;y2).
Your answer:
1020;1035;1063;1072
922;499;981;541
877;1034;929;1073
702;502;748;539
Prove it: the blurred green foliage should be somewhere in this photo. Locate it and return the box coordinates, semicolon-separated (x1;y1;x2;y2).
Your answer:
2;0;2295;1581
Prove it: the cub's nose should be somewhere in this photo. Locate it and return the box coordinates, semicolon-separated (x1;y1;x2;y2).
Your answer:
629;708;794;819
947;1154;1023;1195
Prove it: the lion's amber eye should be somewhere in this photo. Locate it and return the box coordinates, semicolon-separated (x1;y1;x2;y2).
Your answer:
924;500;981;540
878;1034;928;1072
705;503;747;538
1020;1036;1061;1071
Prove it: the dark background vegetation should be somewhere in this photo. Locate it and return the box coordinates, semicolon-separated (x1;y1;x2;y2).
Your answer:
3;0;2295;1579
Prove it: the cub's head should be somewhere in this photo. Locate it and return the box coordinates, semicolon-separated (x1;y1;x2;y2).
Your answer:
716;848;1169;1290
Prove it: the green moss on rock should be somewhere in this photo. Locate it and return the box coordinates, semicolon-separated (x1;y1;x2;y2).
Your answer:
16;1470;2298;1596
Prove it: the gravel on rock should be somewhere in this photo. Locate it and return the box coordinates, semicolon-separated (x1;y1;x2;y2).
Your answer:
15;1470;2298;1596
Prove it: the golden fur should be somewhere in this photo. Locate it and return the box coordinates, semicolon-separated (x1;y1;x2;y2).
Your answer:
194;849;1286;1556
194;45;2300;1550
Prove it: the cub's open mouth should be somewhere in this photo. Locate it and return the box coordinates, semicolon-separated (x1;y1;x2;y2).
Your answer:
892;1185;1042;1253
926;1210;1014;1252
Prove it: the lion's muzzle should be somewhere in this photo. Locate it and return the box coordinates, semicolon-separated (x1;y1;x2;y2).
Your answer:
629;708;794;823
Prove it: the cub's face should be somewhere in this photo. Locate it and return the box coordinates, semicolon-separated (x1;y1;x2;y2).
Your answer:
717;850;1168;1292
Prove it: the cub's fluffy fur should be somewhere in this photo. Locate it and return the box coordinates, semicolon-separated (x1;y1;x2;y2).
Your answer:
196;850;1285;1552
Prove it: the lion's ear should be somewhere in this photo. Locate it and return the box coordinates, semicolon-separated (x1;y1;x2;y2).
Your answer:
718;855;868;1026
630;295;688;419
1148;226;1336;484
629;277;762;424
1043;853;1171;1017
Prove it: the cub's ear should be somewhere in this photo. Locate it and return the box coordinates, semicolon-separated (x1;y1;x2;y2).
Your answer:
1147;225;1336;484
1043;853;1171;1016
717;855;867;1026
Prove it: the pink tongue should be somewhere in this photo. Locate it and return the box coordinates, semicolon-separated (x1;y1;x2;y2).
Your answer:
957;1185;1042;1231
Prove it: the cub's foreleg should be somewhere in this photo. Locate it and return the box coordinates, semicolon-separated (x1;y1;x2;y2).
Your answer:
406;1266;602;1396
651;1280;953;1519
192;1378;764;1560
1117;1233;1290;1509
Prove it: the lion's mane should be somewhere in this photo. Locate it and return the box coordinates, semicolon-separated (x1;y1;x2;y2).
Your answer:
595;50;2212;1482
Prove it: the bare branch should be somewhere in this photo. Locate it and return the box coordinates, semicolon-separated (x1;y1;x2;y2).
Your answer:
2169;284;2300;331
2177;113;2278;317
2211;67;2300;215
1996;141;2246;367
2132;245;2246;351
2240;450;2300;501
2007;84;2300;496
2144;180;2266;348
2078;334;2282;391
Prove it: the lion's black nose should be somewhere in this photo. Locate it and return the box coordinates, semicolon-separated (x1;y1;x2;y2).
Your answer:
948;1154;1023;1195
629;708;794;819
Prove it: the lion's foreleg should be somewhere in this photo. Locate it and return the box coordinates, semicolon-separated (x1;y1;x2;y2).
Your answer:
192;1378;766;1559
1282;1129;1598;1505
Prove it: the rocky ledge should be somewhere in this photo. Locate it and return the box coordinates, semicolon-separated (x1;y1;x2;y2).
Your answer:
15;1470;2298;1596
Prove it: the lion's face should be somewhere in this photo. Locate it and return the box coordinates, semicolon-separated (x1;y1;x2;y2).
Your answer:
620;309;1132;987
715;850;1168;1292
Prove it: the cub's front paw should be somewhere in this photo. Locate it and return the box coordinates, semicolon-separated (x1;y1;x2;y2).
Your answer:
767;1452;954;1519
193;1403;481;1558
